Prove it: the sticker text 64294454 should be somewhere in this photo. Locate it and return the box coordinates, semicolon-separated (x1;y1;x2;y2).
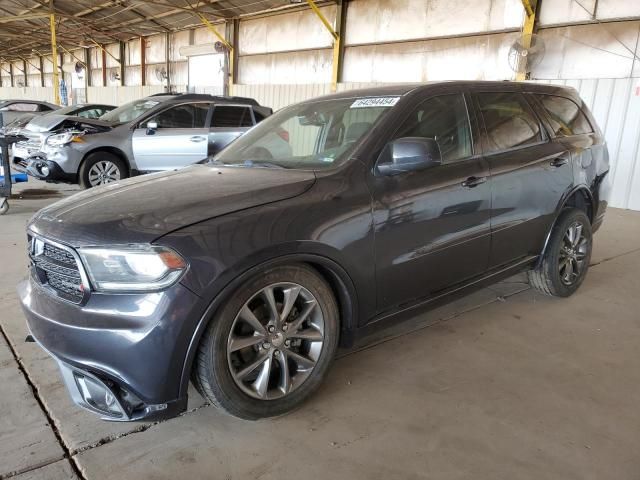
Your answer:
350;97;400;108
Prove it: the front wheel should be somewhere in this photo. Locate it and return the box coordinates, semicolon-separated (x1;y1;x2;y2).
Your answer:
79;152;128;189
529;208;593;297
193;264;339;420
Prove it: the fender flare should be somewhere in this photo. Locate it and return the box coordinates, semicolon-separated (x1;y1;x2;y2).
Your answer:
537;184;595;267
177;252;359;399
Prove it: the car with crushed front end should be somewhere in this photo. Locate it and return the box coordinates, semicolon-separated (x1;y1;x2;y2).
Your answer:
19;93;272;188
19;82;610;422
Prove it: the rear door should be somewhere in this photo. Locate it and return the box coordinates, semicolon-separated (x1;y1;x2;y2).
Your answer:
209;105;254;156
370;91;492;313
472;89;572;268
132;102;211;171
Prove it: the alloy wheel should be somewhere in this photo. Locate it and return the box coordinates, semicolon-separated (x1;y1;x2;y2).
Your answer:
227;282;325;400
559;221;589;285
88;160;121;186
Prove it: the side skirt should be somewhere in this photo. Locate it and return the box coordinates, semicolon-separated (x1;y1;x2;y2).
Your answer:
354;255;537;342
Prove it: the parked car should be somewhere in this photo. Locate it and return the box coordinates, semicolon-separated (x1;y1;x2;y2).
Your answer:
19;82;610;422
18;93;272;188
0;99;59;128
6;103;115;136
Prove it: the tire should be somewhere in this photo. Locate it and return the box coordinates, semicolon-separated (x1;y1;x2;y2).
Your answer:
529;208;593;297
79;152;128;189
194;264;339;420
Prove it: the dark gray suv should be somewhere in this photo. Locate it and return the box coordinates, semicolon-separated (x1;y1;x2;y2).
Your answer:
19;82;610;422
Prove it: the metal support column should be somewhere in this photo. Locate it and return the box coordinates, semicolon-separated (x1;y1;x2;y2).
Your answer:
39;56;45;87
140;37;146;86
517;0;540;81
305;0;340;91
50;1;61;104
165;32;171;92
119;41;126;86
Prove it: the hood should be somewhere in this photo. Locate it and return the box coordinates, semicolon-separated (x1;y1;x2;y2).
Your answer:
29;165;316;247
26;114;113;133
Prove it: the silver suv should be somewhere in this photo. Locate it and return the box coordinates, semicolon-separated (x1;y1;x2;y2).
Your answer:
20;94;272;188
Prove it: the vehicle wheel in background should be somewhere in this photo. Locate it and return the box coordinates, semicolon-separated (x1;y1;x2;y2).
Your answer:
529;208;593;297
194;264;339;420
79;152;128;189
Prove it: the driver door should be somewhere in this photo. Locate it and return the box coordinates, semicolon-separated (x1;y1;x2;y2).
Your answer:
132;102;211;171
370;92;492;314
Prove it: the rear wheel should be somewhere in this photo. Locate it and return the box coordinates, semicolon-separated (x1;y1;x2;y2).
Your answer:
529;208;592;297
194;264;339;420
79;152;128;189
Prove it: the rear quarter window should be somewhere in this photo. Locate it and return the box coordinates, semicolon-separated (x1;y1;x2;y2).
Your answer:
535;94;593;136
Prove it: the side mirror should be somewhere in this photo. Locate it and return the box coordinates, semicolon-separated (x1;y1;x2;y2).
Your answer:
146;121;158;135
376;137;442;176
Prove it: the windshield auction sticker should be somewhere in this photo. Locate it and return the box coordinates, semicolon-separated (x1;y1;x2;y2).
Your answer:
350;97;400;108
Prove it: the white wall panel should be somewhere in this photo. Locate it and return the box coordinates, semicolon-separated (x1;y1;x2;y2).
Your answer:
127;39;142;66
231;83;331;111
86;85;166;105
238;49;333;85
534;22;640;79
345;0;523;46
0;86;55;102
194;25;226;46
539;0;596;25
239;5;336;55
145;35;166;64
597;0;640;20
170;30;191;62
343;31;519;82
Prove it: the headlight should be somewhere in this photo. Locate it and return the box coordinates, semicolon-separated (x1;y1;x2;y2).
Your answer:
78;245;186;292
46;131;84;147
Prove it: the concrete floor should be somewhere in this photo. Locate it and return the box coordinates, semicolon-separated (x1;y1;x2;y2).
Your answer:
1;179;639;480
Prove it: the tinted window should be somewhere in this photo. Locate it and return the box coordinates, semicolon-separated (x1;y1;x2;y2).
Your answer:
395;94;472;163
38;104;55;112
536;94;593;136
7;103;38;112
212;106;252;127
477;92;542;153
146;103;209;129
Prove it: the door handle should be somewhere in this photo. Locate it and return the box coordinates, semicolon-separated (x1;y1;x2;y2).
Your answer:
461;176;487;188
190;136;207;143
550;157;569;168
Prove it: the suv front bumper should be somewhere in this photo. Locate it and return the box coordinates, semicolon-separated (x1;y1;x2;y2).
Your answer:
18;274;205;422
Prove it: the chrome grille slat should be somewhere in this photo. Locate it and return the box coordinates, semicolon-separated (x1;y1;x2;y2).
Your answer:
28;234;85;304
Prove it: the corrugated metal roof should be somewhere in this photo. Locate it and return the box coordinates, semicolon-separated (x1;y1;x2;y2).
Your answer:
0;0;321;60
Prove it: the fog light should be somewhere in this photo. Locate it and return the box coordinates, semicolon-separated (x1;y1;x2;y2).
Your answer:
73;372;125;418
39;164;50;177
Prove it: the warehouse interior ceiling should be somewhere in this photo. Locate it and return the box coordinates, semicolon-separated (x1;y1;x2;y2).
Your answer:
0;0;318;60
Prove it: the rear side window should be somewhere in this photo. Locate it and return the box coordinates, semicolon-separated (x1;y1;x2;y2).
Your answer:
212;106;253;127
394;94;473;163
477;92;542;153
535;94;593;136
7;103;38;112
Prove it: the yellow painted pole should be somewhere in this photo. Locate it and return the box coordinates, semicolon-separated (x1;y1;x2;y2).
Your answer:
305;0;340;91
516;0;537;81
50;12;60;104
197;14;234;91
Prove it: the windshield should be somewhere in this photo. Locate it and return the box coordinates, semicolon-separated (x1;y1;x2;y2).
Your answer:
100;99;160;124
53;104;84;116
213;96;398;170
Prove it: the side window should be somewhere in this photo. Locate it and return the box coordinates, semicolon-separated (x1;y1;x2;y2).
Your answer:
253;110;266;123
395;94;473;163
8;103;38;112
477;92;542;153
145;103;209;129
212;106;253;127
535;94;593;136
38;104;54;112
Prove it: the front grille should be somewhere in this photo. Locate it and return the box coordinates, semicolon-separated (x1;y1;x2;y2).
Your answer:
28;234;85;303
